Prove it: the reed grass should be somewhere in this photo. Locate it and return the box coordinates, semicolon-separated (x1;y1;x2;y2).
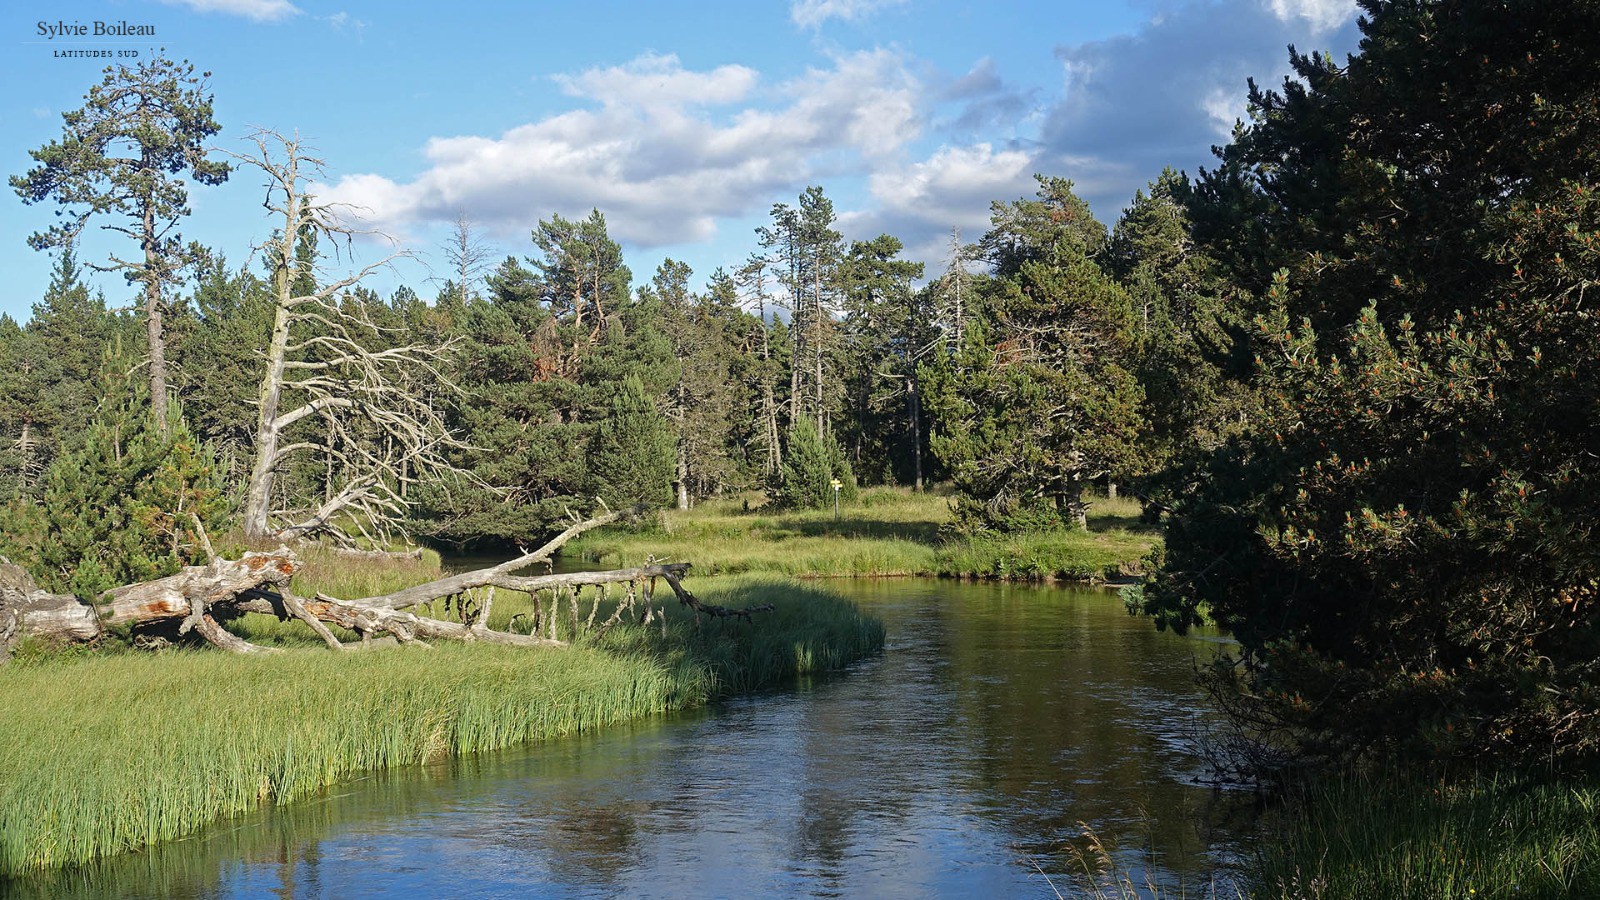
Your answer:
1250;770;1600;899
568;485;1157;582
0;578;882;875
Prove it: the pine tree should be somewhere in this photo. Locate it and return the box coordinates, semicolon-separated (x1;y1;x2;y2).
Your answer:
587;375;675;509
1143;0;1600;766
772;416;856;510
0;345;226;599
929;177;1144;531
11;57;229;430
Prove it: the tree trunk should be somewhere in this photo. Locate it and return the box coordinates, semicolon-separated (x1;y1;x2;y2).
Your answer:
2;508;769;660
143;217;169;434
242;255;295;540
908;376;923;492
676;446;690;511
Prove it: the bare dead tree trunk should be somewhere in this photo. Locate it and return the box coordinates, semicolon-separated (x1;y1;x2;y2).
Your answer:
676;447;690;511
230;130;469;545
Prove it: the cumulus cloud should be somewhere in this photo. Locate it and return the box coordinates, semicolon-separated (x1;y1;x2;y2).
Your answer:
158;0;300;21
1039;0;1361;216
790;0;908;29
316;50;922;248
841;142;1037;261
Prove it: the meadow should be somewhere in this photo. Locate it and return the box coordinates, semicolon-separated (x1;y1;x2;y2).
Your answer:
566;485;1157;582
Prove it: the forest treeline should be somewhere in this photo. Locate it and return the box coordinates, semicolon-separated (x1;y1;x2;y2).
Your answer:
3;0;1598;770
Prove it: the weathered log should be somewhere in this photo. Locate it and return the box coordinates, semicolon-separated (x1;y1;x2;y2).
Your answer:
0;550;301;656
99;549;300;627
318;546;426;561
0;559;101;646
1;506;768;658
357;506;638;610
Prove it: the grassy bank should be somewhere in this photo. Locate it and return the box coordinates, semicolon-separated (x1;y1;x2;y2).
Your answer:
1250;771;1600;898
567;486;1157;582
0;577;883;875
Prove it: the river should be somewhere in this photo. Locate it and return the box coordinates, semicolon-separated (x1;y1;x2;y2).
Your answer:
24;578;1251;898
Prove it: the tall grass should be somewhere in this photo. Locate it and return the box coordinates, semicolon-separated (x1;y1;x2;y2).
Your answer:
936;526;1154;582
568;485;1157;582
1250;771;1600;898
0;579;882;874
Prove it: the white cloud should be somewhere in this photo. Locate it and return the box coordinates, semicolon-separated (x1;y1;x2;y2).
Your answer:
556;53;758;108
1201;85;1246;139
790;0;908;29
1266;0;1358;35
841;142;1038;262
315;50;922;248
158;0;300;22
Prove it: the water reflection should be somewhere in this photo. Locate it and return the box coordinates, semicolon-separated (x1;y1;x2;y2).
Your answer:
10;578;1249;898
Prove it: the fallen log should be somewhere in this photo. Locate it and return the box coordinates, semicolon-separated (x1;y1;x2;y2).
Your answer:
0;549;302;655
0;508;774;659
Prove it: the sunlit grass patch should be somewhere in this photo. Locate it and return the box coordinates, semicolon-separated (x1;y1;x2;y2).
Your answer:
568;485;1156;581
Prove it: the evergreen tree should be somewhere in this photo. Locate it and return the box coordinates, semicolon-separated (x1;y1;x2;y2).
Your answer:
0;345;226;599
772;416;856;510
929;177;1144;531
587;374;675;509
837;234;929;487
11;57;229;430
1142;0;1600;766
1109;171;1256;494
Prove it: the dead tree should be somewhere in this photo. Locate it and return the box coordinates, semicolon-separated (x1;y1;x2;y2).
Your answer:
0;508;771;659
227;130;470;545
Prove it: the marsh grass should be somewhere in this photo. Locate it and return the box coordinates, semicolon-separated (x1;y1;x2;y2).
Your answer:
568;485;1157;582
1251;771;1600;898
0;578;882;875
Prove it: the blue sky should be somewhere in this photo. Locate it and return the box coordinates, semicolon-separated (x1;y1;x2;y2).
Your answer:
2;0;1362;321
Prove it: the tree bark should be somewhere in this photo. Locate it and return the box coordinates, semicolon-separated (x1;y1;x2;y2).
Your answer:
143;206;169;434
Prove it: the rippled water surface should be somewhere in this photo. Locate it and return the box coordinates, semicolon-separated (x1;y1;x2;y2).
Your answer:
29;578;1250;898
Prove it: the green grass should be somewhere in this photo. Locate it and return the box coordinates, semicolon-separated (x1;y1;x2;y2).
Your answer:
937;521;1154;581
0;578;883;875
567;485;1157;582
1250;771;1600;899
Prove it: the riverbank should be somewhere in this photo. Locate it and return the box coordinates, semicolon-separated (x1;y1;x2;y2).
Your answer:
565;486;1158;582
1247;769;1600;898
0;575;883;876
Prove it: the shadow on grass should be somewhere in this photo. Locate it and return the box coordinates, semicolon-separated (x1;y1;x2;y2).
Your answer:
1087;513;1161;535
774;516;944;544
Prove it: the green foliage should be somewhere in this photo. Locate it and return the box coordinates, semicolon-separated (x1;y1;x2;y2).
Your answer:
0;348;226;598
587;374;675;509
1109;170;1257;489
927;177;1144;533
771;417;856;510
1144;0;1600;768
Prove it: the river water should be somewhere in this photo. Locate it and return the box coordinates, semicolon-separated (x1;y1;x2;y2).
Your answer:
26;578;1251;898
